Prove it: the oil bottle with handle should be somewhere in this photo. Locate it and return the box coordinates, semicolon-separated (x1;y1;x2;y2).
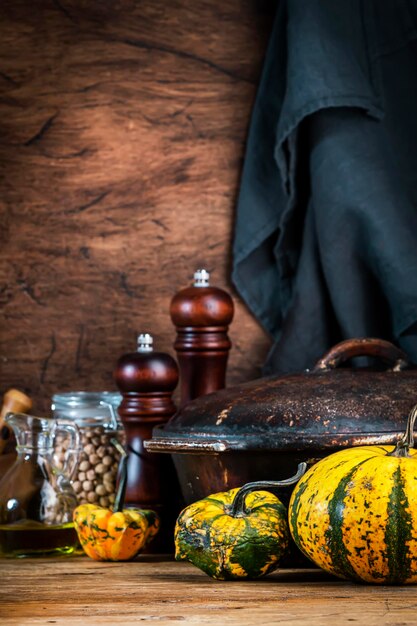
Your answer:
0;413;80;557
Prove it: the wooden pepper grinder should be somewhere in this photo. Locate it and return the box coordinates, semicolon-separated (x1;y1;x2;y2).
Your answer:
114;333;181;553
170;269;234;407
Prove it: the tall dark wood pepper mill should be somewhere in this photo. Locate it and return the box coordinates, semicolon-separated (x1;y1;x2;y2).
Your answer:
170;269;234;407
114;333;181;553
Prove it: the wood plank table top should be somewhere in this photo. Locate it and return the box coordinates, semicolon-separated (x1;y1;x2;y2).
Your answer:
1;555;416;626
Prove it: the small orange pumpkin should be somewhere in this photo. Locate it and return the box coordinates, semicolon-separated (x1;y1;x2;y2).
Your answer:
73;440;159;561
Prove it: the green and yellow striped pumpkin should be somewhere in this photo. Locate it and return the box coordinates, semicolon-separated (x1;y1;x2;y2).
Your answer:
175;465;306;580
289;405;417;584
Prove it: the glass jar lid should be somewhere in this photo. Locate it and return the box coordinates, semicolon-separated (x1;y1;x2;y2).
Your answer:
51;391;122;429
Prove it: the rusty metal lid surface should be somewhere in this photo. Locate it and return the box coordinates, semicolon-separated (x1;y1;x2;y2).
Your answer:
145;338;417;453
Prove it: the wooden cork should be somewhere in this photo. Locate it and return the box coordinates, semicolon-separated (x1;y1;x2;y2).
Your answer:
0;388;32;479
0;389;32;453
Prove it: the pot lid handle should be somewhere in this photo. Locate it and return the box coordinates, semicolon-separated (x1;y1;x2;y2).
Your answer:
314;338;409;373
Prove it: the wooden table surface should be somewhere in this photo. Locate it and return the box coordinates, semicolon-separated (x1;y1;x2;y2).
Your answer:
1;555;417;626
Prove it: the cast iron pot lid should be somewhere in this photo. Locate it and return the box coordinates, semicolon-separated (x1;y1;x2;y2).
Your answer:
144;338;417;453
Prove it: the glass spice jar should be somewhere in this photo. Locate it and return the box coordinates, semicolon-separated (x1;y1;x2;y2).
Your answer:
51;392;124;508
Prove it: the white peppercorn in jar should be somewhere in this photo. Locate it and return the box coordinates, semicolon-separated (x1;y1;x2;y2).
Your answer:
51;392;124;508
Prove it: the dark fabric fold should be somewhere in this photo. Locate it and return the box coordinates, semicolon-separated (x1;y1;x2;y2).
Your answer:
233;0;417;373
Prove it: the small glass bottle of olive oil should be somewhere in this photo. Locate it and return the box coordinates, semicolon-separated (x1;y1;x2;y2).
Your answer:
0;413;80;557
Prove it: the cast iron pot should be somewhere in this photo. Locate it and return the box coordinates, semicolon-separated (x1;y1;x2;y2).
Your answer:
145;338;417;506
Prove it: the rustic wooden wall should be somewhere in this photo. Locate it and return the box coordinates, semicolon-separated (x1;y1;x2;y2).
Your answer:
0;0;275;413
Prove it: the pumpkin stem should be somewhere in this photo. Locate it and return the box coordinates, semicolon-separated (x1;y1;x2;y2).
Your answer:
228;462;307;517
388;405;417;458
111;439;128;513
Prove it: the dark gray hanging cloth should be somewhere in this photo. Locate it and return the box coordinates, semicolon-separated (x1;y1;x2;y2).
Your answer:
233;0;417;373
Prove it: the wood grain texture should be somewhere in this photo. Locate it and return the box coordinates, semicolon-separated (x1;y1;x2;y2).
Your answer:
0;0;274;413
2;556;417;625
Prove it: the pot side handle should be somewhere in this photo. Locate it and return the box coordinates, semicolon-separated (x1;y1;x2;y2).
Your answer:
144;427;243;454
314;337;409;373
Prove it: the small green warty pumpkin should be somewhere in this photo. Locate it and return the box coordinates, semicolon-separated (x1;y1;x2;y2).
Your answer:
175;464;306;580
289;404;417;584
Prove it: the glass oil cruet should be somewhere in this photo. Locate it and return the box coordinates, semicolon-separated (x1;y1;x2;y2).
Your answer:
0;413;81;557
